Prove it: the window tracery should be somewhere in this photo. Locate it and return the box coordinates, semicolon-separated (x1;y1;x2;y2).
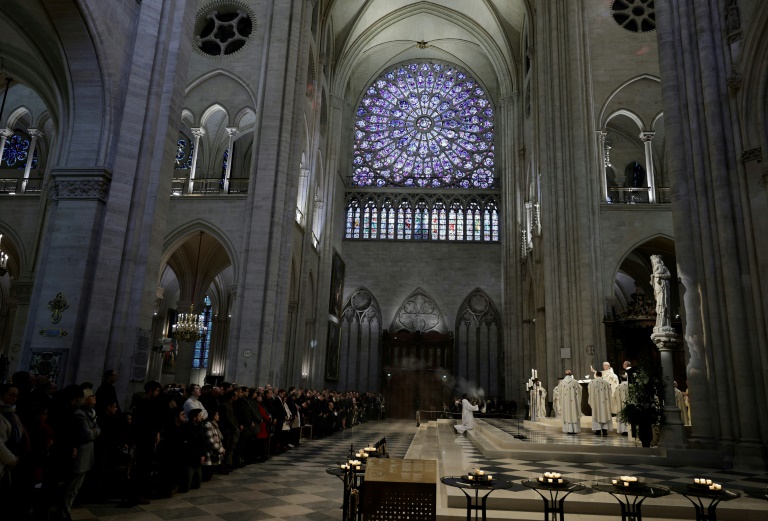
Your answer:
352;62;495;189
345;193;499;243
1;131;38;169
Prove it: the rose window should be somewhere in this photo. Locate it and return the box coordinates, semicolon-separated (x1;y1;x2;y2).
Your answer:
611;0;656;33
352;62;495;189
195;1;254;57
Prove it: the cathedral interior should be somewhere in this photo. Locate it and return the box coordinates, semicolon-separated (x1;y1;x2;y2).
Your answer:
0;0;767;470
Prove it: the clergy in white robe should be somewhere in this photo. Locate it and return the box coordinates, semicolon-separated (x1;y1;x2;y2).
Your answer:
592;362;619;411
551;384;562;418
529;381;547;420
454;394;479;435
615;376;630;435
557;372;582;434
588;372;613;435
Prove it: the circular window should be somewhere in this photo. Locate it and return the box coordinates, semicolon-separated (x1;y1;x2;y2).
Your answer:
195;1;254;57
352;62;495;189
611;0;656;33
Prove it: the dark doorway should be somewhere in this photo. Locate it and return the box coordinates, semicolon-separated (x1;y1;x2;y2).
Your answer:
381;330;453;418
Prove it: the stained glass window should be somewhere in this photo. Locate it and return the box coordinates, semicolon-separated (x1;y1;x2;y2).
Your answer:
175;135;194;169
346;199;361;239
352;62;495;189
345;195;498;243
1;132;39;170
192;295;213;369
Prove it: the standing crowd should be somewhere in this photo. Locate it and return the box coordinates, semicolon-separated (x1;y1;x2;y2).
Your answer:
0;370;384;520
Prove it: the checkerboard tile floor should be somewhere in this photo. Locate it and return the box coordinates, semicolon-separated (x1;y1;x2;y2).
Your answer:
72;418;768;520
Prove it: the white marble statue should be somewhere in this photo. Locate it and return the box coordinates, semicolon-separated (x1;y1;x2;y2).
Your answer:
651;255;673;332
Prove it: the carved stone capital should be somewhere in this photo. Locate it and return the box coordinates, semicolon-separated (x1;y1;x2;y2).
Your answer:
192;127;206;138
0;128;13;138
49;169;112;203
226;127;239;137
299;167;310;178
727;73;742;91
27;128;44;139
639;131;655;143
331;95;344;110
741;147;762;163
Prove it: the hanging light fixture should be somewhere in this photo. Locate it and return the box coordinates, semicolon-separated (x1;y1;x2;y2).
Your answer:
172;232;207;344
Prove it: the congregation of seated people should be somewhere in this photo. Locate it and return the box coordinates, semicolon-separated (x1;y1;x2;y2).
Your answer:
0;370;385;521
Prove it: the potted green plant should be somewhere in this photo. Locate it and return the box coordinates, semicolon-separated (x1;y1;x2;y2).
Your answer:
618;365;664;447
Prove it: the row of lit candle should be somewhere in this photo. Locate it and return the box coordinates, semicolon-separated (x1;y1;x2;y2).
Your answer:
539;471;563;484
694;478;713;485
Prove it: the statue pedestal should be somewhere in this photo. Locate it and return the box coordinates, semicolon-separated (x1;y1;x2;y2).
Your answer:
651;329;687;449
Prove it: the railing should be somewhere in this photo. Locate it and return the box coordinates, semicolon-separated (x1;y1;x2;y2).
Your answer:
606;187;672;205
0;177;43;194
0;178;19;194
170;176;249;196
607;187;651;204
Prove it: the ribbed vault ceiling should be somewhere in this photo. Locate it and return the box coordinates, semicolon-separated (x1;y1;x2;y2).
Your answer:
328;0;528;102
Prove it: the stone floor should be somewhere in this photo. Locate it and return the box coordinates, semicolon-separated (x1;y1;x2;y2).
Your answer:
71;418;768;521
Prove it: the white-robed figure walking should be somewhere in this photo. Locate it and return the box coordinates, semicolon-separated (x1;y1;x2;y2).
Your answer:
557;371;582;434
588;371;613;436
454;394;479;435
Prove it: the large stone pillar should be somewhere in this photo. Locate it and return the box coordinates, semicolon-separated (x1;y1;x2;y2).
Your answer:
655;1;768;467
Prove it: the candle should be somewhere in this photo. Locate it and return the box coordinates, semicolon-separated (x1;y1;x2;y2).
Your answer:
478;470;484;475
468;475;474;481
487;475;492;480
625;482;629;487
694;478;700;484
558;479;563;484
538;477;544;482
612;480;618;485
548;478;553;483
706;479;712;485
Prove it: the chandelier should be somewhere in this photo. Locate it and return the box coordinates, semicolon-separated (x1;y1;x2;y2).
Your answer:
172;231;207;344
173;304;207;343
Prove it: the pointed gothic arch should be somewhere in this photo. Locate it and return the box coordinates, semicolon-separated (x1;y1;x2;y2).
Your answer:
339;287;383;392
454;288;503;396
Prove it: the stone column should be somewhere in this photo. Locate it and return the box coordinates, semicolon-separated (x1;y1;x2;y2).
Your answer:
146;286;166;382
596;131;609;202
222;127;238;193
640;131;657;203
20;129;43;193
297;166;310;225
0;128;12;163
283;300;298;386
187;127;205;194
651;330;686;448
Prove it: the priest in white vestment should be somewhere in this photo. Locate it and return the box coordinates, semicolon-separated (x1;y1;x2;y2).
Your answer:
592;362;619;411
615;373;630;435
588;372;613;435
454;394;479;435
557;371;582;434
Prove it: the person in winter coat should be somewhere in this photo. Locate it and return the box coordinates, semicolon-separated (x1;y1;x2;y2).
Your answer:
202;409;226;481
